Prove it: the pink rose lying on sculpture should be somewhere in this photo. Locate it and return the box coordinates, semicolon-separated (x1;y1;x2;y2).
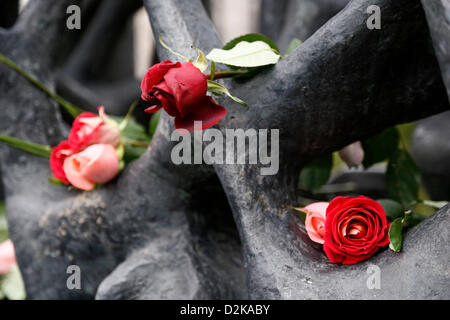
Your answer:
63;144;120;191
50;107;121;191
303;202;328;244
0;240;16;275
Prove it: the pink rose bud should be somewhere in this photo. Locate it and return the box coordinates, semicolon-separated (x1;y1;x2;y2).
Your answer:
69;106;121;150
303;202;329;244
63;144;119;191
338;141;365;167
0;239;17;275
97;106;121;147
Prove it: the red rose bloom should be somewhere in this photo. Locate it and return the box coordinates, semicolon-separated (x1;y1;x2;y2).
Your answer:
50;140;75;184
323;196;390;265
141;60;226;132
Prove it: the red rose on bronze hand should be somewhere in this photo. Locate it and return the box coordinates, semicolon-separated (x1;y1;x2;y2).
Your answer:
141;60;226;132
323;196;390;265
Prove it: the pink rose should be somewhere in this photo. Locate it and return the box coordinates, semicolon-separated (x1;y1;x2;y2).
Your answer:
0;240;17;275
69;106;121;150
303;202;329;244
63;144;119;191
338;141;364;167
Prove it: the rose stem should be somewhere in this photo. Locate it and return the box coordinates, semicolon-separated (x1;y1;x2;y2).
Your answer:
0;52;83;118
205;70;249;80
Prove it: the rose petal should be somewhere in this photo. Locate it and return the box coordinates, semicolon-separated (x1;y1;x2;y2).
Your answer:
303;202;328;244
63;153;95;191
63;144;119;191
80;144;119;183
50;140;74;184
68;112;102;150
174;96;227;132
140;60;181;100
323;196;390;265
163;62;208;116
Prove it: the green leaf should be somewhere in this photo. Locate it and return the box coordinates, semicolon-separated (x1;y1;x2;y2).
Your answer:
223;33;279;52
362;127;399;168
149;109;161;139
206;41;281;68
123;144;147;163
412;202;436;218
397;123;415;152
111;116;150;142
286;38;302;55
386;149;421;208
377;199;404;220
300;154;333;193
207;80;247;106
0;202;8;243
219;34;279;72
0;134;51;158
192;46;208;72
112;114;150;164
389;217;403;253
1;265;26;300
158;35;189;61
123;120;150;142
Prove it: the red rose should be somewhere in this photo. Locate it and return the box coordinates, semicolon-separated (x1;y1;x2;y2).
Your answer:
141;60;226;132
69;106;120;150
323;196;390;265
50;140;74;184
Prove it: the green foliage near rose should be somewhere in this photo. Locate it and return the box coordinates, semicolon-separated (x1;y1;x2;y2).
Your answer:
299;154;333;193
298;124;448;253
205;33;286;80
